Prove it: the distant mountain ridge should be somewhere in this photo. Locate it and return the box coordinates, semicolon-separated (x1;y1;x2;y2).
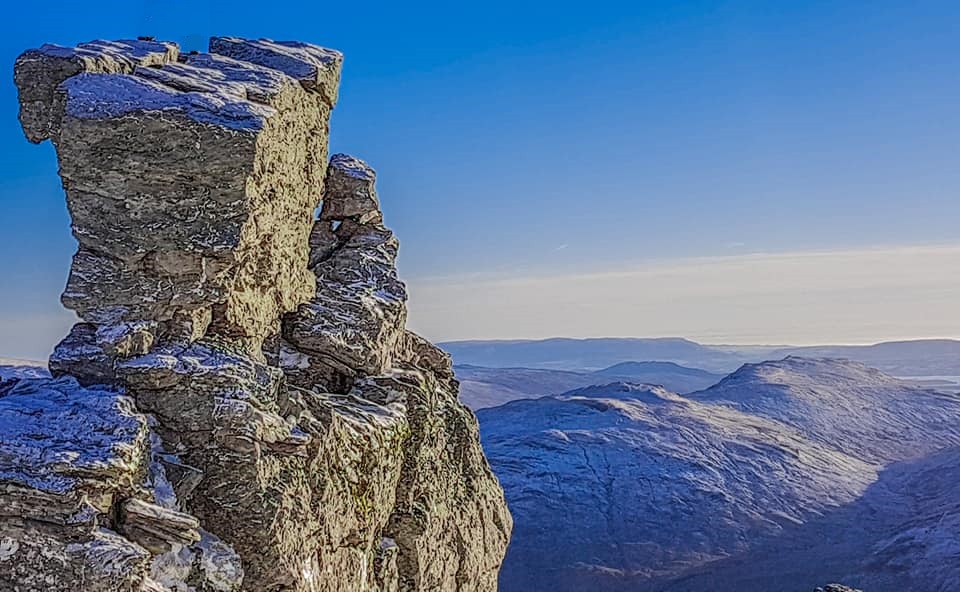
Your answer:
441;337;746;373
454;361;723;409
767;339;960;377
440;337;960;377
594;360;719;379
0;358;47;380
478;357;960;592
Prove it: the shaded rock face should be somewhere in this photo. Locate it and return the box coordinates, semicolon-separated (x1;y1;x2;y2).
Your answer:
5;36;510;592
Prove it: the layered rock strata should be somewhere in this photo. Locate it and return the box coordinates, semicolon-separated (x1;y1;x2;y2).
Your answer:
4;36;510;592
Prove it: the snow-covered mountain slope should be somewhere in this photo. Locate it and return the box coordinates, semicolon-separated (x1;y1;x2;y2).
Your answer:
667;446;960;592
478;358;960;592
692;357;960;463
0;358;48;379
455;362;722;409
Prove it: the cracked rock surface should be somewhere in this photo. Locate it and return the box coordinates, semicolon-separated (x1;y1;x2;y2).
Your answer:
4;36;510;592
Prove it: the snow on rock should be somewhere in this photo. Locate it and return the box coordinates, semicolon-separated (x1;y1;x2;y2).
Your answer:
0;377;147;508
279;159;408;393
0;376;240;591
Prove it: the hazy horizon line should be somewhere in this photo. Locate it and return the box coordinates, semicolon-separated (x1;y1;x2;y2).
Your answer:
2;242;958;360
435;334;960;348
407;243;960;346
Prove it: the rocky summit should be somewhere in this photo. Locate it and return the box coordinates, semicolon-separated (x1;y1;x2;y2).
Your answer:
2;37;511;592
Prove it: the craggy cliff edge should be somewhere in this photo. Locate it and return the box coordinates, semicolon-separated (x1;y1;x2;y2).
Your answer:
1;37;511;592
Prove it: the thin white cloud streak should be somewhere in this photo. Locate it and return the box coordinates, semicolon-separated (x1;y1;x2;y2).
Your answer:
406;244;960;345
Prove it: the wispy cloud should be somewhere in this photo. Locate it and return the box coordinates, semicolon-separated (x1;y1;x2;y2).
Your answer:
406;243;960;345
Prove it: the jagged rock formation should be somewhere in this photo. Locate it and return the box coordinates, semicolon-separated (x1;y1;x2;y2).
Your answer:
3;37;510;592
479;358;960;592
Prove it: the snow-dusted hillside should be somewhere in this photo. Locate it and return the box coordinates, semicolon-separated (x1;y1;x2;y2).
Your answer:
0;358;48;379
455;362;722;409
669;446;960;592
478;358;960;592
692;357;960;462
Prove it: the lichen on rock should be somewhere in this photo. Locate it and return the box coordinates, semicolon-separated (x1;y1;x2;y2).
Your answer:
4;35;510;592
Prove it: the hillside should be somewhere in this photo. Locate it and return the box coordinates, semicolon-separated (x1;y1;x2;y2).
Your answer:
478;358;960;592
0;358;48;379
691;357;960;462
455;361;722;409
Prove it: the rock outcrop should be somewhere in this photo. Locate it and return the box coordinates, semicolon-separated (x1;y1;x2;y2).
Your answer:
4;36;510;592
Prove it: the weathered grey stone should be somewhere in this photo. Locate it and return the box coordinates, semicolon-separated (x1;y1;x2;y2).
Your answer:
114;340;403;591
283;170;407;392
0;376;232;591
358;371;512;592
16;37;342;350
209;37;342;105
49;322;118;386
0;525;155;592
0;377;148;522
397;329;456;382
119;498;201;554
9;35;510;592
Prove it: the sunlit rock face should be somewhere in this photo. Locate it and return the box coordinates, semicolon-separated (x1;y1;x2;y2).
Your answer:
5;36;510;592
22;36;340;354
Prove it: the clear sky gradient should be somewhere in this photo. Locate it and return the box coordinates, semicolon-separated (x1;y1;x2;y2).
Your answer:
2;1;959;359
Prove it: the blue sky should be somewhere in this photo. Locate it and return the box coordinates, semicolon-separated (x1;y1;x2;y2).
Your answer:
2;1;960;358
